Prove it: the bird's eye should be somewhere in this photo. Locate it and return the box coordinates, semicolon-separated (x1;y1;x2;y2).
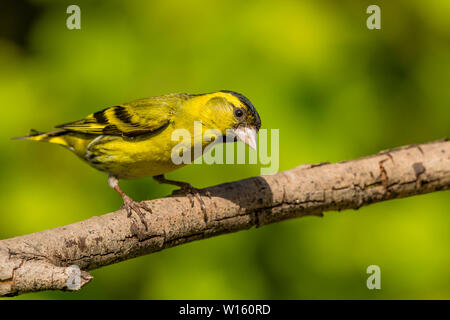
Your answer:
234;108;244;118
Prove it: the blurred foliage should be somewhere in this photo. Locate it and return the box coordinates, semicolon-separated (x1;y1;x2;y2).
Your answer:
0;0;449;299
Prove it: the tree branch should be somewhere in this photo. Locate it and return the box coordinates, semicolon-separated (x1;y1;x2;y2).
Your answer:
1;140;449;297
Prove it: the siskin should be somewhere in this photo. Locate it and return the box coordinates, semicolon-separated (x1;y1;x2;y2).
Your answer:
15;91;261;228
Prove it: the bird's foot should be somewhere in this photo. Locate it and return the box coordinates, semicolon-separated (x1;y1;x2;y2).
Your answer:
173;183;211;215
121;194;151;231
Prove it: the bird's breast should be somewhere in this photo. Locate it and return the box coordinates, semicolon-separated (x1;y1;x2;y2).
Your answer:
83;124;219;179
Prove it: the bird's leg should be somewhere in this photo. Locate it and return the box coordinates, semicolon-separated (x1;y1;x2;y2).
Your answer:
108;175;151;230
153;174;210;213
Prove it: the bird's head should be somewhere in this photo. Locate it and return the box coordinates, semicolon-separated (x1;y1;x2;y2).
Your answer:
199;90;261;150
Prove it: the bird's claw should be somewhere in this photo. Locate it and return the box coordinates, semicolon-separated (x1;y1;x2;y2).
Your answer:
121;195;151;231
174;185;209;215
204;190;212;199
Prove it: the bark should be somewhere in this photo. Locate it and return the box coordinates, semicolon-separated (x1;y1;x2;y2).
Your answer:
1;139;449;297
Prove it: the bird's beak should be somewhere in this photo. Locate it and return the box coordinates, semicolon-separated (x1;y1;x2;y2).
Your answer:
231;126;258;150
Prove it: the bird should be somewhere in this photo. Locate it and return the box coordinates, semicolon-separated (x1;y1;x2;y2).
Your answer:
14;90;261;229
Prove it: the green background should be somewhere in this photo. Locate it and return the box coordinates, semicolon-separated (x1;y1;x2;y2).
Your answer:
0;0;449;299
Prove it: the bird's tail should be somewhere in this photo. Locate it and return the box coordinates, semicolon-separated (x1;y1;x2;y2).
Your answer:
12;129;71;147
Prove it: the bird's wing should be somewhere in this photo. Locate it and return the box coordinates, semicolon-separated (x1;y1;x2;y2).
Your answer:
55;97;180;137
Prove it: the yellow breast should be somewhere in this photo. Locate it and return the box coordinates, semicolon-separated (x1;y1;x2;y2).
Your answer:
84;119;221;179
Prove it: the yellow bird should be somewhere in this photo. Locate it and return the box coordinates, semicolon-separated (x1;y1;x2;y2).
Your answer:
15;91;261;228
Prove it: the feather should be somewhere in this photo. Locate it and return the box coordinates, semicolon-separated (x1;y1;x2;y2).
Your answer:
55;95;183;137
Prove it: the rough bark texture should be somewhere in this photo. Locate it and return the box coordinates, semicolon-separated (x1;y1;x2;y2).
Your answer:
1;140;449;297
